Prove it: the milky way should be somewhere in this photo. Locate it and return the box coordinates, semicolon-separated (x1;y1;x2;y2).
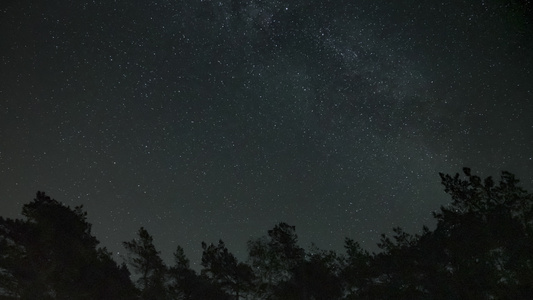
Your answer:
1;0;532;266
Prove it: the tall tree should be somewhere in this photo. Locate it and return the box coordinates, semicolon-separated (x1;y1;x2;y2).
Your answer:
349;169;533;299
167;245;228;300
432;168;533;298
247;222;305;299
340;238;373;299
201;240;254;299
369;227;429;299
0;191;136;299
123;227;167;300
274;245;343;300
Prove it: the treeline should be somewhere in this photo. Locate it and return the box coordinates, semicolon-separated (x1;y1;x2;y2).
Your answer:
1;168;533;299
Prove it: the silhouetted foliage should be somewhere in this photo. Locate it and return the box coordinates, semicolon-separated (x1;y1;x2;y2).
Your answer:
341;238;373;298
123;227;167;300
0;192;136;299
201;239;254;299
1;169;532;299
431;168;533;299
274;245;343;300
352;168;533;300
167;245;190;299
167;245;228;300
247;222;305;298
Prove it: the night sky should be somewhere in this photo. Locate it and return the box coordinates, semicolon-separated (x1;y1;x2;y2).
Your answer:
1;0;532;268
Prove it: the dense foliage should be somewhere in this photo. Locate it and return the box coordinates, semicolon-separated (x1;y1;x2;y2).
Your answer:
1;168;532;299
0;192;135;299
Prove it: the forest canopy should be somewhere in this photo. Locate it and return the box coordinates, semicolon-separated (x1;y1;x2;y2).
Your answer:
1;168;532;299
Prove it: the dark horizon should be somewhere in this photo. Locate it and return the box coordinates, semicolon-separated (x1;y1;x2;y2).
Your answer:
2;169;533;299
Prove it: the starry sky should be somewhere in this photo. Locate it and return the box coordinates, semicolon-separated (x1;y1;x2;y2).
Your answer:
1;0;532;267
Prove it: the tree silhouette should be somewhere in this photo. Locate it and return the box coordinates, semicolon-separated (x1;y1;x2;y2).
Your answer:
167;245;228;300
341;238;373;299
431;168;533;299
167;245;191;299
123;227;167;300
247;222;305;298
348;168;533;299
1;169;532;299
0;191;136;299
201;239;254;299
274;246;343;300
